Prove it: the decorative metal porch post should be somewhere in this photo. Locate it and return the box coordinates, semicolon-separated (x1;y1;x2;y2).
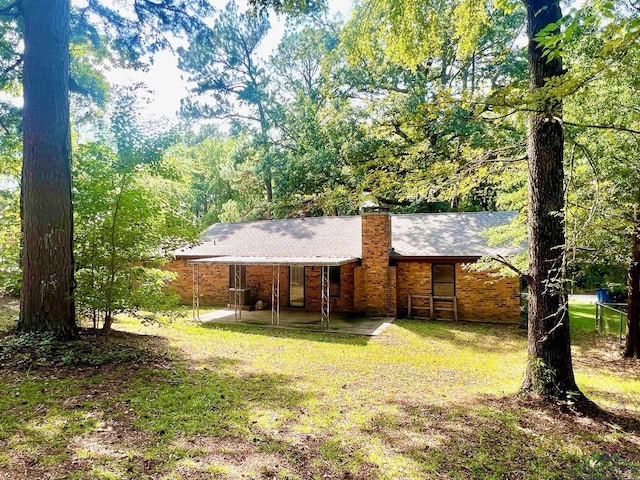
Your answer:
321;265;330;329
271;265;280;325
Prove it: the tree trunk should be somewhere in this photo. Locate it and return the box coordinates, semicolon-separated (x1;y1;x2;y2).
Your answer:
102;311;113;337
520;0;583;400
19;0;76;340
625;201;640;358
257;101;274;214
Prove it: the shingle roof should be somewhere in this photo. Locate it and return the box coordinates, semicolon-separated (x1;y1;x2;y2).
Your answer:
176;216;362;259
391;211;520;257
175;211;521;260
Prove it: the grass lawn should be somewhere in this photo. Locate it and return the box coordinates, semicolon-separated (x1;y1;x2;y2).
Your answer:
1;299;639;479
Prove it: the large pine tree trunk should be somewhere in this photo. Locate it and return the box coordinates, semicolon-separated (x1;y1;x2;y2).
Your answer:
19;0;76;340
625;201;640;358
520;0;583;399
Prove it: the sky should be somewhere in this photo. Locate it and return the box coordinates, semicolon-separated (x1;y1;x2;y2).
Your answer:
109;0;354;121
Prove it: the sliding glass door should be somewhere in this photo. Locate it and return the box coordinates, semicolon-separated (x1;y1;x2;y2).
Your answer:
289;265;305;307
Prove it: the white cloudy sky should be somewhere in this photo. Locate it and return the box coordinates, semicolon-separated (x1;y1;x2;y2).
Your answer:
108;0;353;121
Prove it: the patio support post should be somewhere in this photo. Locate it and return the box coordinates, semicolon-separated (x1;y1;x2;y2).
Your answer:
271;265;280;325
321;265;330;329
234;264;241;321
192;263;200;320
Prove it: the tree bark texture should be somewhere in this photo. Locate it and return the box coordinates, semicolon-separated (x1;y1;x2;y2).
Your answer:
521;0;582;398
19;0;76;339
625;201;640;358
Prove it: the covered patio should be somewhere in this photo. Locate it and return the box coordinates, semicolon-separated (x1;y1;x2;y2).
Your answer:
195;308;393;336
188;255;372;332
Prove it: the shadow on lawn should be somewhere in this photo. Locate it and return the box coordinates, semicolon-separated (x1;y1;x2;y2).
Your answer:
0;332;312;479
122;355;310;438
396;318;526;353
361;394;640;479
198;321;370;346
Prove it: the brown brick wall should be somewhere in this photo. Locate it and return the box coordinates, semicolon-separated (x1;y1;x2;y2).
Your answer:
304;263;356;313
165;259;192;303
166;259;357;312
388;266;397;317
395;261;520;323
456;264;520;323
397;262;431;317
246;265;287;307
165;259;228;305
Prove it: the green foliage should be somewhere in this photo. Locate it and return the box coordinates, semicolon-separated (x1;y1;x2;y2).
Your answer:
178;1;278;213
344;0;454;70
560;9;640;288
70;0;213;67
0;12;22;296
178;1;271;122
0;189;20;295
267;25;364;216
453;0;489;60
0;331;148;368
248;0;327;16
337;0;528;211
69;32;111;123
165;133;269;224
527;357;558;396
73;129;197;332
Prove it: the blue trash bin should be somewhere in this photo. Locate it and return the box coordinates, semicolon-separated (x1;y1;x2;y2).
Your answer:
595;288;610;303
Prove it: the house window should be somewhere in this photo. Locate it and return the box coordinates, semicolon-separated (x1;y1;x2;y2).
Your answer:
228;265;246;289
432;263;455;297
329;265;340;297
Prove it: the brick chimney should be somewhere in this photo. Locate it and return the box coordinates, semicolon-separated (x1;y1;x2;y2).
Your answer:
356;208;396;316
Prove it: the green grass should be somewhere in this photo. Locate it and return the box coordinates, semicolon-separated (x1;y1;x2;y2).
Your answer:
569;299;627;339
0;300;638;479
569;300;597;334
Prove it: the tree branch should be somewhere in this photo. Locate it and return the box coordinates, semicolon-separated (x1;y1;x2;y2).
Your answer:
468;143;528;165
490;254;529;281
469;155;528;166
481;110;519;122
562;120;640;136
211;112;263;124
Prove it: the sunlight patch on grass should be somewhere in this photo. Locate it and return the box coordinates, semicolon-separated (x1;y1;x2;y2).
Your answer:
316;438;369;475
89;466;123;480
203;462;231;476
569;301;598;335
367;442;425;480
579;372;640;413
26;414;72;439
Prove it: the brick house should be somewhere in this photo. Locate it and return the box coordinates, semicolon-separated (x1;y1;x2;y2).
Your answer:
167;210;522;323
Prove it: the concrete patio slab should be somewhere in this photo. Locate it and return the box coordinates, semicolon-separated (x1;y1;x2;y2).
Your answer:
196;308;394;336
